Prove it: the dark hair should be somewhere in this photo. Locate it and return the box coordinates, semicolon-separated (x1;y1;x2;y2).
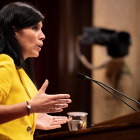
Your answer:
0;2;44;83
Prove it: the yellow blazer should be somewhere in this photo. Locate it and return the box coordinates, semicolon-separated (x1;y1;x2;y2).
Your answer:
0;54;38;140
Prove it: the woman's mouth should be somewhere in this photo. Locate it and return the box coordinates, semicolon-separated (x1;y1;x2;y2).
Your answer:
37;46;41;51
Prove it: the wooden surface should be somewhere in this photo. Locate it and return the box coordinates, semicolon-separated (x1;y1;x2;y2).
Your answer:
35;111;140;140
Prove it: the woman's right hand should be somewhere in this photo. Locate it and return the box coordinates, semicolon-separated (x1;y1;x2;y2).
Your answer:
29;80;72;114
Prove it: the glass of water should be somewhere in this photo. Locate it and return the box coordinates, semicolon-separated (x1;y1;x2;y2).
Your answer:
67;112;88;131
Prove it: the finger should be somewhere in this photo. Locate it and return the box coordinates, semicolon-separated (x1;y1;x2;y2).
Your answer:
39;80;49;93
53;116;68;122
53;119;68;122
49;108;63;113
53;116;68;120
53;104;68;109
51;121;67;125
51;99;72;104
45;125;61;130
47;94;70;100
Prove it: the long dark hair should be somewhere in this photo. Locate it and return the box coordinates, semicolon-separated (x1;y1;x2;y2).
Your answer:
0;2;44;83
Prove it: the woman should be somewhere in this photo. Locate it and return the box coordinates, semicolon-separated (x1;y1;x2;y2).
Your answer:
0;2;71;140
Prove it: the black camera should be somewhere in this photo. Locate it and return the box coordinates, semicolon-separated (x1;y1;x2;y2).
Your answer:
80;27;131;58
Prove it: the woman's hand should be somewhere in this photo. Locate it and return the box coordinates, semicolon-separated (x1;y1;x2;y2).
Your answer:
29;80;71;114
35;113;68;130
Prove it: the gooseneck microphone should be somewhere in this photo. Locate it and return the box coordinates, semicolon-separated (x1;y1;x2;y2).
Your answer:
77;71;140;111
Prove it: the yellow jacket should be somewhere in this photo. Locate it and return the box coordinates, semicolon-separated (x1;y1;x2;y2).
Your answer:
0;54;38;140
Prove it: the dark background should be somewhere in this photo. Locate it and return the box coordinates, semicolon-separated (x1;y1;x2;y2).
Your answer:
0;0;92;136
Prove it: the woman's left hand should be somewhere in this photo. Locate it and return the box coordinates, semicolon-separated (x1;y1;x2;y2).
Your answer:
35;113;68;130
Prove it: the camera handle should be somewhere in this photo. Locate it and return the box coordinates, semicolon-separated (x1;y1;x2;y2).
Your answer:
75;35;110;70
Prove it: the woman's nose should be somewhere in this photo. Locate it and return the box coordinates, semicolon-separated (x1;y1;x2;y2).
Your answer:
39;31;45;40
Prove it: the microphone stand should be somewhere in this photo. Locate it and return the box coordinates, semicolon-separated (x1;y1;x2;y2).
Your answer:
77;71;140;111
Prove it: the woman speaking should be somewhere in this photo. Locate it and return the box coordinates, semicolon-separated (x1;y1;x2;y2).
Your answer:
0;2;71;140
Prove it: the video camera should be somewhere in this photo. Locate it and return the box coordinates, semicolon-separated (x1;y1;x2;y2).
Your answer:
80;27;131;58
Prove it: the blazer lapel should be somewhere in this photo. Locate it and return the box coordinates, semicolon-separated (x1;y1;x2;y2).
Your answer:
17;68;38;99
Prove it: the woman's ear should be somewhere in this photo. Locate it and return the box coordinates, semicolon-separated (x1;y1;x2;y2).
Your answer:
13;26;19;38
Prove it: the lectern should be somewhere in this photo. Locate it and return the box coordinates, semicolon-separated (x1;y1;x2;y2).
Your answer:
35;111;140;140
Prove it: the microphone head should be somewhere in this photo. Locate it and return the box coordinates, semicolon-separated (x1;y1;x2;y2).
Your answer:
76;71;87;79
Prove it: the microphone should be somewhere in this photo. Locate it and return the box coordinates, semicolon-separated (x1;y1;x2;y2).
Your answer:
77;70;140;111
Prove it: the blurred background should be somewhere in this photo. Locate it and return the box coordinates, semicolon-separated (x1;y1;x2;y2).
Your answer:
1;0;140;136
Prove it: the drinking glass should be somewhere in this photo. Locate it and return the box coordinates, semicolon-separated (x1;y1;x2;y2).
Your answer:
67;112;88;131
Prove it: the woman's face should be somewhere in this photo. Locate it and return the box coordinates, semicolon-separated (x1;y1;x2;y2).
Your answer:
14;21;45;60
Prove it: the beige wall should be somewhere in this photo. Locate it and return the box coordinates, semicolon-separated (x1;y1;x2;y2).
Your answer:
92;0;140;124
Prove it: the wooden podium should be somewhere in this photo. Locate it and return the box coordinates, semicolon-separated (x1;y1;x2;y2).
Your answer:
35;111;140;140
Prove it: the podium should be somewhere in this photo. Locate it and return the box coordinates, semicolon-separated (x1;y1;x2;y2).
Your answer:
35;111;140;140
